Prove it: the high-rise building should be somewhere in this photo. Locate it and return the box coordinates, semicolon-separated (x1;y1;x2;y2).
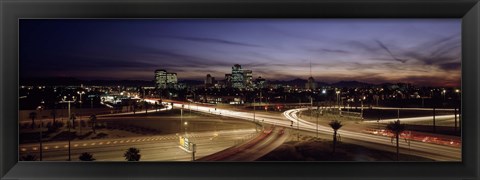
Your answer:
155;69;178;89
243;70;253;88
305;76;317;90
231;64;244;89
305;61;317;90
205;74;213;88
224;74;232;88
254;76;266;89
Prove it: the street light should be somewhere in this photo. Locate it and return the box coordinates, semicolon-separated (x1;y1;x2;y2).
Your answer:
180;104;184;134
184;121;188;136
253;97;256;128
442;89;447;102
77;91;85;107
297;111;301;141
360;96;366;119
454;89;460;133
62;95;76;161
336;90;340;108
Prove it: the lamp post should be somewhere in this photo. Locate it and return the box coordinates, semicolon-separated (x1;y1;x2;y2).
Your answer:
181;104;184;134
184;121;188;136
77;91;85;108
253;97;256;131
442;89;446;102
297;111;301;141
336;90;340;108
39;112;43;161
454;89;460;133
316;110;319;138
361;96;366;119
62;95;76;161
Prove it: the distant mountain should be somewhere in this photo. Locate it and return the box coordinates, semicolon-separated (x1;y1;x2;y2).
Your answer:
20;77;154;87
86;80;154;87
20;77;83;86
269;78;306;87
269;78;329;87
331;81;374;88
179;80;204;85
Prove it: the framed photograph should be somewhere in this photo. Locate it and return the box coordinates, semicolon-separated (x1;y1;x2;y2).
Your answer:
1;0;479;179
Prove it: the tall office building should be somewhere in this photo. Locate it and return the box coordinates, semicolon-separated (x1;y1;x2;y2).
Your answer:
305;76;317;90
205;74;213;88
254;76;266;89
155;69;178;89
231;64;245;89
243;70;253;88
305;61;317;90
224;74;232;88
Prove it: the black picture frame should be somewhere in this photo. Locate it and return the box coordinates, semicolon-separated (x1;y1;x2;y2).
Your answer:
1;0;479;179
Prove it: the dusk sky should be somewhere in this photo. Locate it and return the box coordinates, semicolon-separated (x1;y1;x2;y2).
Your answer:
20;19;461;87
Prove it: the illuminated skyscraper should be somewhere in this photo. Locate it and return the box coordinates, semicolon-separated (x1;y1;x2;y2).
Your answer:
231;64;244;89
305;61;317;90
155;69;178;89
254;76;266;89
243;70;253;88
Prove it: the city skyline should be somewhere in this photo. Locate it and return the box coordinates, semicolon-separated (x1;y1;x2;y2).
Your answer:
20;19;461;87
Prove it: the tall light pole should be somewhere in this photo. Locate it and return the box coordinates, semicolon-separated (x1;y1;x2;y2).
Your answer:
253;98;256;123
184;121;188;136
316;110;319;138
442;89;446;102
62;95;76;161
361;96;365;119
181;104;184;134
433;106;436;133
310;96;313;117
39;112;43;161
297;111;301;141
336;90;340;108
77;91;85;108
454;89;460;133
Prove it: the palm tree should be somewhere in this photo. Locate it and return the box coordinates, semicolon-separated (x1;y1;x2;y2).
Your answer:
50;109;57;124
386;120;406;161
20;154;38;161
124;147;141;161
79;152;95;161
89;115;97;134
29;112;37;129
328;120;343;153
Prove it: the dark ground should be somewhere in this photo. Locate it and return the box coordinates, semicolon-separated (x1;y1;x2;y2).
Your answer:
258;138;433;161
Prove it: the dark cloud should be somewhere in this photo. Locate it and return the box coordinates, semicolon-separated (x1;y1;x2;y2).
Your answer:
165;36;262;47
374;40;408;63
134;46;238;69
308;48;350;54
347;41;381;52
401;34;460;65
320;49;350;54
438;62;461;71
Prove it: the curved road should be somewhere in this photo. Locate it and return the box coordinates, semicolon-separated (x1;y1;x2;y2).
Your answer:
172;103;461;161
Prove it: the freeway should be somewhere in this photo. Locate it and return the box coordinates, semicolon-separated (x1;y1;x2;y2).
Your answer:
170;102;460;161
20;128;258;161
223;127;288;161
363;114;459;124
